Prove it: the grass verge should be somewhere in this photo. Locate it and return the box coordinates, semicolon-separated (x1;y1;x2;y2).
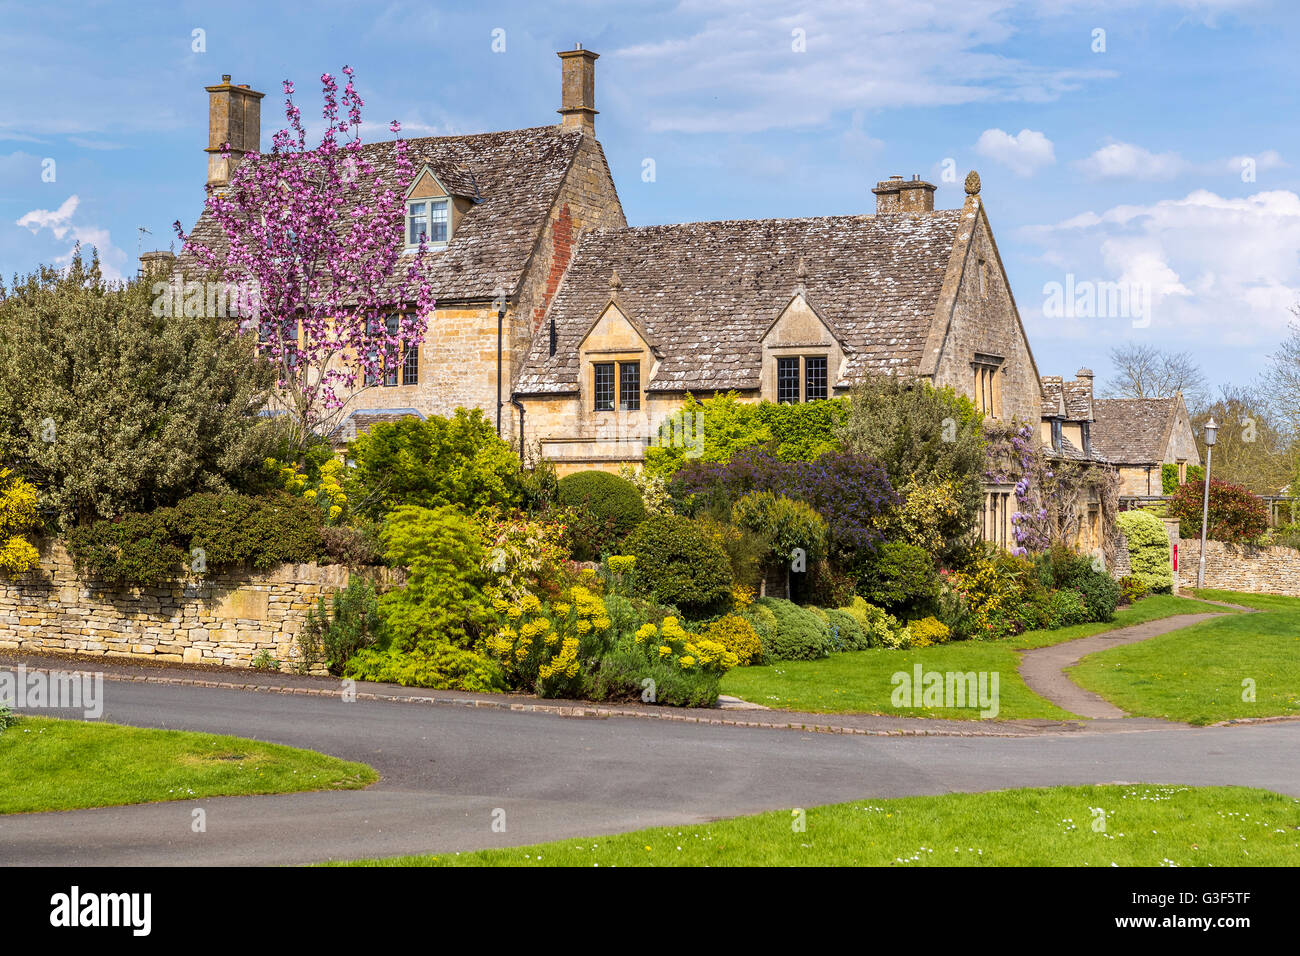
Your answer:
330;784;1300;867
1070;591;1300;725
719;595;1225;719
0;716;377;814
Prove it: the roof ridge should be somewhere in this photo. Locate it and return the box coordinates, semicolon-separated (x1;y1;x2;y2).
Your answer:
580;208;964;237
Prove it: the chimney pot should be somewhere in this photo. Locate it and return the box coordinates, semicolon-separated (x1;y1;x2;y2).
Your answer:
221;74;231;82
557;47;599;135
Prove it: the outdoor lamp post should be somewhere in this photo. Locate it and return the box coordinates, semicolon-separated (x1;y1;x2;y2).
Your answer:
1196;417;1218;588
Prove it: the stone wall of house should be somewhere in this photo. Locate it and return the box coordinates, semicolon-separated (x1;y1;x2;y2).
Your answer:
930;204;1042;428
0;541;400;674
1174;538;1300;596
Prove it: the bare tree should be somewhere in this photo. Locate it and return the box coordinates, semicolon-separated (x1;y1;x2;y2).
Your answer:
1262;315;1300;439
1102;342;1209;412
1193;384;1297;496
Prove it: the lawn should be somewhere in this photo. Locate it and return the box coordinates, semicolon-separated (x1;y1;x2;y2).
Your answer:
0;716;377;814
719;594;1227;719
331;784;1300;867
1070;591;1300;725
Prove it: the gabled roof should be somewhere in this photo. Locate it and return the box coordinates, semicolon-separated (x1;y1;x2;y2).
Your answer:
1091;397;1181;465
181;125;588;302
515;210;963;395
1041;375;1094;421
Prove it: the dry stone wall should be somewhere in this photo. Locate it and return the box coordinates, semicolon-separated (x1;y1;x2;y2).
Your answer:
0;541;399;674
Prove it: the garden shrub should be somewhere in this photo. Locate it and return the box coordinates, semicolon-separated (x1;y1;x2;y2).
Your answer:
694;515;769;591
0;467;41;577
486;586;615;698
755;597;834;660
1167;478;1268;542
320;521;385;567
477;511;573;602
855;541;939;618
732;491;828;569
345;409;524;518
176;492;325;570
66;509;189;586
343;505;500;690
1043;589;1090;628
556;470;647;561
824;608;867;651
1117;575;1149;605
907;616;951;648
1116;510;1173;594
295;577;384;676
947;549;1039;639
624;514;733;617
1034;544;1118;623
589;644;721;708
839;596;909;649
703;613;763;666
738;602;779;649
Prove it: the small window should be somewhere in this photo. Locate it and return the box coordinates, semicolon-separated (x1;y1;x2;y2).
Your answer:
402;342;419;386
1051;419;1062;451
805;357;827;401
619;362;640;411
384;316;400;386
593;362;615;411
777;357;800;404
978;258;988;298
406;198;450;249
1081;421;1091;456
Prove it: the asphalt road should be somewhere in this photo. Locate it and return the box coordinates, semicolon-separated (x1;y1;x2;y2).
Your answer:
2;677;1298;866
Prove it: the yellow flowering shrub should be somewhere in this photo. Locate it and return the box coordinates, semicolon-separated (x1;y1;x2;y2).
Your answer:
703;613;763;666
266;456;349;525
0;468;40;577
634;616;738;675
486;585;612;697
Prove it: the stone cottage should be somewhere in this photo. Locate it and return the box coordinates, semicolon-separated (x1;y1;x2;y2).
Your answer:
1089;395;1201;495
164;45;1142;551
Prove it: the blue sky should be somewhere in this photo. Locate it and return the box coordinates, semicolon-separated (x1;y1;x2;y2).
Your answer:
3;0;1298;393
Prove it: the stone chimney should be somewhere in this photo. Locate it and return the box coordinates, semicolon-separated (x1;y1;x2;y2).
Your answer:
873;174;937;214
557;45;598;135
139;250;176;279
205;75;265;191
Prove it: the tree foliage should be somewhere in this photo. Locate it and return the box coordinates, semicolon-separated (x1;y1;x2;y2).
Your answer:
0;252;275;528
1168;478;1269;542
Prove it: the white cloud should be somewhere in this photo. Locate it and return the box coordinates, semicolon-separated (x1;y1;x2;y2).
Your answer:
15;194;127;281
609;0;1116;134
1075;142;1287;181
974;128;1056;175
1074;142;1187;180
1025;188;1300;345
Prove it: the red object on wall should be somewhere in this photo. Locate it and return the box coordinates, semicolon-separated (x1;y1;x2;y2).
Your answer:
1172;544;1178;571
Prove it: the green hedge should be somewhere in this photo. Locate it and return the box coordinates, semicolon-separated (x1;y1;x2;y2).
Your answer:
624;514;733;616
66;493;325;586
1161;463;1205;495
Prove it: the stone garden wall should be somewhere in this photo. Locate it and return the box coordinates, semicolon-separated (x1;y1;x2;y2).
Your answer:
1175;538;1300;596
0;540;399;673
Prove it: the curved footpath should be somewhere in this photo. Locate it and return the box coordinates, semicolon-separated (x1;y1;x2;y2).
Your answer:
1018;600;1260;720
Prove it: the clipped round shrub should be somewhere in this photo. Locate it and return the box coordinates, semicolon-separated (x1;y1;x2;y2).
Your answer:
755;597;834;660
907;616;951;648
703;613;763;666
557;470;647;560
1044;589;1090;628
856;540;939;617
1069;572;1120;623
1116;510;1173;593
825;608;867;650
624;514;733;617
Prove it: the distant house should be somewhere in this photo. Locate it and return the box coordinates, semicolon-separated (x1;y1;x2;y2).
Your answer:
1090;395;1200;495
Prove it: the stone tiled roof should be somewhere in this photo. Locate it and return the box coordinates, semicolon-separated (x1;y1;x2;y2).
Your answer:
181;126;586;302
1046;433;1111;464
1091;397;1178;465
515;211;962;394
1041;377;1065;418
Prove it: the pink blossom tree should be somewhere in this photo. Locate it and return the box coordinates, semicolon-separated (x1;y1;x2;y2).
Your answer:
177;66;433;447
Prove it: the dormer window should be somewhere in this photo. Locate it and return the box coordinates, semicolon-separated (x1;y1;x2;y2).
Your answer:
406;198;450;249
